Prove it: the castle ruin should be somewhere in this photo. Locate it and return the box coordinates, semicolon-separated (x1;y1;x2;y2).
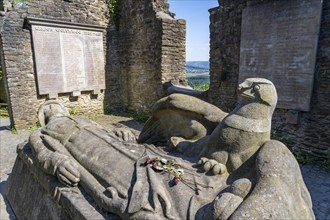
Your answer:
0;0;329;157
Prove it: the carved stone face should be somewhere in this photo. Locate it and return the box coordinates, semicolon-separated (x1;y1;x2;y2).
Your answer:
237;78;277;107
37;101;69;127
43;104;68;124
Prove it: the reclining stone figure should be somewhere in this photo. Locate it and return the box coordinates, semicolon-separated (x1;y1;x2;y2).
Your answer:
28;78;314;219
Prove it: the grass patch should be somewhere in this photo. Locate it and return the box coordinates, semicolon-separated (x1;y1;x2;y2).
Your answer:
69;108;78;116
104;106;113;115
271;129;320;166
68;108;97;120
103;107;149;123
11;127;18;134
270;129;294;147
291;150;318;165
0;106;9;118
27;126;38;132
85;114;96;121
130;109;149;123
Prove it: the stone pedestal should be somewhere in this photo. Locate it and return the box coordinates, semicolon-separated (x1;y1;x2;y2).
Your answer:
6;143;119;220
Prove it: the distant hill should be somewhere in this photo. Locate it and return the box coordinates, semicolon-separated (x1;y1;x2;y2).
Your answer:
186;61;209;69
186;61;209;74
186;61;209;89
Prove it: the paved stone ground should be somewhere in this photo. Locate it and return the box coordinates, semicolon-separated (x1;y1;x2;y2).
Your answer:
0;118;29;220
301;163;330;219
0;116;329;219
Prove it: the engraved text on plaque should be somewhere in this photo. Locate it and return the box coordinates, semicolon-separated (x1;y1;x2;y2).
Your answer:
29;19;105;97
239;0;322;111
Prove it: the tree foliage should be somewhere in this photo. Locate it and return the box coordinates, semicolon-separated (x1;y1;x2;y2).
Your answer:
186;75;209;88
193;83;209;91
108;0;120;28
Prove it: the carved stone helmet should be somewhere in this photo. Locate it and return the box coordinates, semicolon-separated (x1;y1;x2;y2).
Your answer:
238;78;278;107
37;100;69;127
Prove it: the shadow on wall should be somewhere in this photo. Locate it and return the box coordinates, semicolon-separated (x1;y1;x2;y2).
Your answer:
103;0;122;112
0;79;7;103
0;57;7;103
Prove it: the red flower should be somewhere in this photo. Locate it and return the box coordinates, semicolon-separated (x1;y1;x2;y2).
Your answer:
172;176;179;186
151;161;157;169
144;158;152;166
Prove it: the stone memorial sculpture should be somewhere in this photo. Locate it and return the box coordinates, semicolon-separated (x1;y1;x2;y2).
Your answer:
26;78;314;219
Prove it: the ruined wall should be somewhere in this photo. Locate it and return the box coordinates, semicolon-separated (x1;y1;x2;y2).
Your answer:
209;0;330;157
105;25;121;110
0;0;186;128
277;0;330;157
111;0;185;111
209;0;247;112
0;63;6;103
0;79;6;103
0;0;109;129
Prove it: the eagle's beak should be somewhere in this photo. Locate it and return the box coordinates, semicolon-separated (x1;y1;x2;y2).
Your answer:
237;86;254;99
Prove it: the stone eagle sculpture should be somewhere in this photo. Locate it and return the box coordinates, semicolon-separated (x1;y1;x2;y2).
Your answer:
25;78;314;219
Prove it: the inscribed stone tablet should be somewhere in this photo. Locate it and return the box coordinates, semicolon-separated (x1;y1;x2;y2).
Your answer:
30;19;105;96
239;0;322;111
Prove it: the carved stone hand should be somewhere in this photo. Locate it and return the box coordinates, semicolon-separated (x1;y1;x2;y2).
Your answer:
56;157;80;187
115;129;137;142
197;157;227;175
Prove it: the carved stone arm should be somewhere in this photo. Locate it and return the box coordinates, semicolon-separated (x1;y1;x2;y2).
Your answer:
29;129;66;175
164;81;203;97
29;129;80;187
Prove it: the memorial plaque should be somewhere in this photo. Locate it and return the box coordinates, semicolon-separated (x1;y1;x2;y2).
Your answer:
28;18;105;97
239;0;323;111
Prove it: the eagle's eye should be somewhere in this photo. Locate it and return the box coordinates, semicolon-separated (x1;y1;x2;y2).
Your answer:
253;84;260;92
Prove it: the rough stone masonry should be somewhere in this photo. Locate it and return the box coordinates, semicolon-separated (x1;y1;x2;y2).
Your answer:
0;0;186;129
209;0;330;158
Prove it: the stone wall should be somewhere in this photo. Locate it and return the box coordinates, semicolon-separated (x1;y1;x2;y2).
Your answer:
0;78;6;103
0;0;110;129
209;0;247;112
0;62;7;103
0;0;186;128
209;0;330;157
109;0;186;111
278;0;330;158
104;25;121;110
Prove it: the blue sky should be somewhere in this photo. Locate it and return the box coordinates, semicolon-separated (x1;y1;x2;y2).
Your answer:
168;0;219;61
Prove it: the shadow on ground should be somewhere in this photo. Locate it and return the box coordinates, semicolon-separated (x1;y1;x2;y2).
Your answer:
119;120;144;131
0;125;10;131
0;179;17;220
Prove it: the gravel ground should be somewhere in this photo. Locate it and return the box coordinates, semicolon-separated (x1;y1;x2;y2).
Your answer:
0;115;329;219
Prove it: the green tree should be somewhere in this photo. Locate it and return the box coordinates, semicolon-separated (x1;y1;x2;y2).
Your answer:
108;0;120;28
193;83;209;91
